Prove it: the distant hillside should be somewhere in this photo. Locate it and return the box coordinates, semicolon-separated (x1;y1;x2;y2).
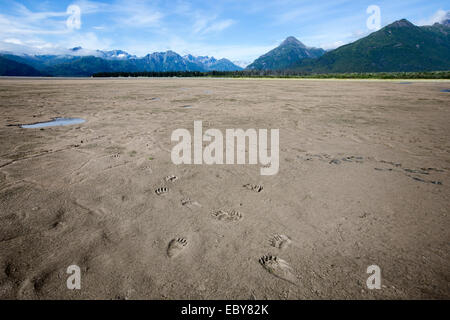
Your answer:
0;56;42;76
293;19;450;73
43;56;126;76
246;36;325;70
184;54;242;71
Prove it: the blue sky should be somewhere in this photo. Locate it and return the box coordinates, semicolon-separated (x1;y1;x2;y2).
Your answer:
0;0;448;64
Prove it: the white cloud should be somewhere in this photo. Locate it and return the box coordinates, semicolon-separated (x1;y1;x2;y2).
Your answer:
3;38;23;45
0;35;109;56
320;40;344;50
201;19;235;34
119;11;163;27
0;2;75;36
192;16;210;34
192;14;235;35
0;38;66;55
232;60;252;68
62;32;112;51
11;2;67;21
417;9;449;26
73;0;108;14
274;0;351;25
276;8;304;24
111;1;163;28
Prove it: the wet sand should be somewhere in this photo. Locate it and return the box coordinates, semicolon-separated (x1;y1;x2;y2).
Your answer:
0;78;449;299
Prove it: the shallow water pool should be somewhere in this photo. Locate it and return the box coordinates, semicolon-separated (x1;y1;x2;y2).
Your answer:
21;118;85;128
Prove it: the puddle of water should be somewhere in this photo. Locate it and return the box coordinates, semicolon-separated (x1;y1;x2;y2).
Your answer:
440;89;450;93
21;117;85;128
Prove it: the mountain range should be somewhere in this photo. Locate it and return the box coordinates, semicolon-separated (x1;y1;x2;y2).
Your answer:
0;49;243;76
0;18;449;76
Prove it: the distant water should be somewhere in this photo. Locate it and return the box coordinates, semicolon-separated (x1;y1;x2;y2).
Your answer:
441;89;450;93
21;118;85;128
398;82;412;84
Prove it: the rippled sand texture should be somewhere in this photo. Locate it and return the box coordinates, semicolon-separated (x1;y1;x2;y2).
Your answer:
0;78;449;299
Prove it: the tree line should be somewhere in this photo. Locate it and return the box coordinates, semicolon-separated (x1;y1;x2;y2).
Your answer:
92;70;450;79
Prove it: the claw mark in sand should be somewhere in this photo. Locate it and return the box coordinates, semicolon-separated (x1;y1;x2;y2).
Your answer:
181;198;201;209
165;175;178;182
155;187;168;195
269;234;292;250
259;255;297;284
167;238;188;257
244;184;263;193
329;159;341;165
211;209;242;222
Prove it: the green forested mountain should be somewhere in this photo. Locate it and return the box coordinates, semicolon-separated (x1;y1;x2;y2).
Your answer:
246;36;325;70
0;56;43;76
292;19;450;73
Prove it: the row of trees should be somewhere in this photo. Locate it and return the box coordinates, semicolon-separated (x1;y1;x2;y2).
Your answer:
92;71;292;77
92;70;450;79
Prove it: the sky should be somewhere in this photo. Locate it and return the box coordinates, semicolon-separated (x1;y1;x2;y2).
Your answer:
0;0;448;65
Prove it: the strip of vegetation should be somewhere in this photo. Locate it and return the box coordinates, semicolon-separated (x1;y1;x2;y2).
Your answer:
93;70;450;79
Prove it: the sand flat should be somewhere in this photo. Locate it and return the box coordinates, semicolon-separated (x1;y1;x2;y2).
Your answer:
0;78;449;299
